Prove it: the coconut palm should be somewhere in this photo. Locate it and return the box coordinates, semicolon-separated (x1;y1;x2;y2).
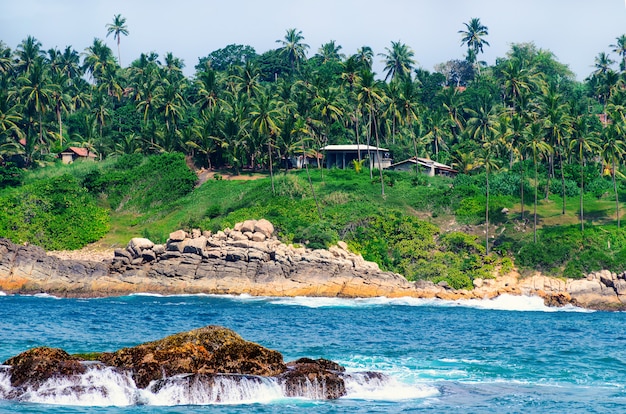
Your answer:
317;40;345;64
0;41;12;76
276;28;309;74
475;137;500;254
524;121;553;242
250;88;282;194
541;85;572;213
354;46;374;71
459;18;490;73
106;14;129;66
380;41;415;82
16;59;56;160
569;116;601;233
604;103;626;228
82;38;116;84
611;35;626;72
14;36;44;75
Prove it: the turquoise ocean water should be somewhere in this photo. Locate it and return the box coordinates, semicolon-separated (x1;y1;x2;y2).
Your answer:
1;292;626;413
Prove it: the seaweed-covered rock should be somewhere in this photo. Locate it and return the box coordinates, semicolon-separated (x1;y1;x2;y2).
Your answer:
278;358;347;399
98;325;286;388
3;347;86;388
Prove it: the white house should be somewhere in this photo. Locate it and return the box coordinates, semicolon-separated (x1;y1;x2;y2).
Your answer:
320;145;392;170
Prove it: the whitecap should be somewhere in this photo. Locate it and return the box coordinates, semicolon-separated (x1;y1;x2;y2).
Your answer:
0;291;6;296
343;372;439;401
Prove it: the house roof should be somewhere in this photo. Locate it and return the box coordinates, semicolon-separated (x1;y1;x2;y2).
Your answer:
390;157;457;173
61;147;95;157
320;145;389;152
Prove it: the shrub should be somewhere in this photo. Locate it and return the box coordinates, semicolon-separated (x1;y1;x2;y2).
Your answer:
0;175;109;249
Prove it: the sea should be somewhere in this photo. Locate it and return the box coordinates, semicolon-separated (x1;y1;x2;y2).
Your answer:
1;292;626;413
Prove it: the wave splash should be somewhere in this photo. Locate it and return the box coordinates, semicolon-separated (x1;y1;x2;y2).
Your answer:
0;364;431;407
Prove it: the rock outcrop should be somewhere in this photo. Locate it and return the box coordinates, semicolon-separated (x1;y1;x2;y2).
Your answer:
1;326;363;400
1;219;626;310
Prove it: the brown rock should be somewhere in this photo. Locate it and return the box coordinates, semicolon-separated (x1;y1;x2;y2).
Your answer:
3;347;86;388
278;358;346;399
98;325;286;388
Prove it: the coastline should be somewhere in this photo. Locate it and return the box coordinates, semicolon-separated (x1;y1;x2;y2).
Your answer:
1;219;625;311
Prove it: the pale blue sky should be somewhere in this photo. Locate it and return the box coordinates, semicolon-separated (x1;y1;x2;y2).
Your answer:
1;0;625;80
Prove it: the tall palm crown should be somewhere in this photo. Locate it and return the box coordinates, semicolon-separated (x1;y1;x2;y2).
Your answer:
380;41;415;82
459;18;490;65
610;34;626;72
276;28;309;74
106;14;129;66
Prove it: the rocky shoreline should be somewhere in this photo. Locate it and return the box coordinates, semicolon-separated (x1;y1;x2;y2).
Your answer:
1;219;626;310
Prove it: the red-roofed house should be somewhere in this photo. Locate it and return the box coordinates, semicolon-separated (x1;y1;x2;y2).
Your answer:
59;147;97;164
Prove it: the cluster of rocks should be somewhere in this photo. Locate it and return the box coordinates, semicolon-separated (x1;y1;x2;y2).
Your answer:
112;218;379;272
1;326;377;400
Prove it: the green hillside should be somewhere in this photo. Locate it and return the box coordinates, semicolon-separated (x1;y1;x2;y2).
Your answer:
3;153;626;289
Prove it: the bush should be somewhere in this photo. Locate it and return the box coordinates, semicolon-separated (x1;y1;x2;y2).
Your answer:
0;163;24;189
0;175;109;249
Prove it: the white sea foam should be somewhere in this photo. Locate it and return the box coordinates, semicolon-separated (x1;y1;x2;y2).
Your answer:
344;372;439;401
31;293;61;299
1;364;433;407
0;291;6;296
262;294;590;312
140;374;284;406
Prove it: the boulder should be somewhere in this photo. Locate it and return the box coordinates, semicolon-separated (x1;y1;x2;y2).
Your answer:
168;230;187;242
182;237;207;255
3;347;86;388
98;325;286;389
254;219;274;238
240;220;257;234
128;238;154;258
278;358;346;399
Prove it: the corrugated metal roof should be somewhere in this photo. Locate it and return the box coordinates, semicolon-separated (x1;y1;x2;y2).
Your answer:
320;145;389;151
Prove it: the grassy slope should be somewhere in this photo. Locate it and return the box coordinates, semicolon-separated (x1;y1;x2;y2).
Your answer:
8;158;626;280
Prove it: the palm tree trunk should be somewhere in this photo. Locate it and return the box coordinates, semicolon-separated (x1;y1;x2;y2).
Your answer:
560;151;566;215
534;156;538;243
614;158;620;229
485;168;490;255
520;163;525;219
355;110;361;162
580;151;584;233
373;115;385;196
268;136;275;195
367;110;373;179
303;144;322;219
57;103;63;148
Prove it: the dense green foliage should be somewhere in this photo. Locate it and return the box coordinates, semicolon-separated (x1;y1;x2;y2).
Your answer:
82;152;197;211
0;175;109;249
2;19;626;283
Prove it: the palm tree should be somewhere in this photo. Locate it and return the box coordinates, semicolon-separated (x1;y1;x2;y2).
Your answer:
476;138;500;254
541;85;572;213
355;46;374;71
15;36;44;75
459;18;490;73
380;41;415;82
16;59;56;160
397;79;421;173
422;111;452;162
604;103;626;228
524;121;553;242
276;28;309;75
317;40;345;63
0;41;13;76
569;116;601;233
82;38;116;84
611;35;626;72
250;88;282;194
106;14;129;66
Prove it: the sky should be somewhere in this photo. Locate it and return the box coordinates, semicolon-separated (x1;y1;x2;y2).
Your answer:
1;0;626;81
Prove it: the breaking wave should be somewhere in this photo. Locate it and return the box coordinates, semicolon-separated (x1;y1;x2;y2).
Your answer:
0;364;436;407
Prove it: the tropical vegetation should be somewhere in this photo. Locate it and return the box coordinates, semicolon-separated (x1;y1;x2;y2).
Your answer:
3;16;626;285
